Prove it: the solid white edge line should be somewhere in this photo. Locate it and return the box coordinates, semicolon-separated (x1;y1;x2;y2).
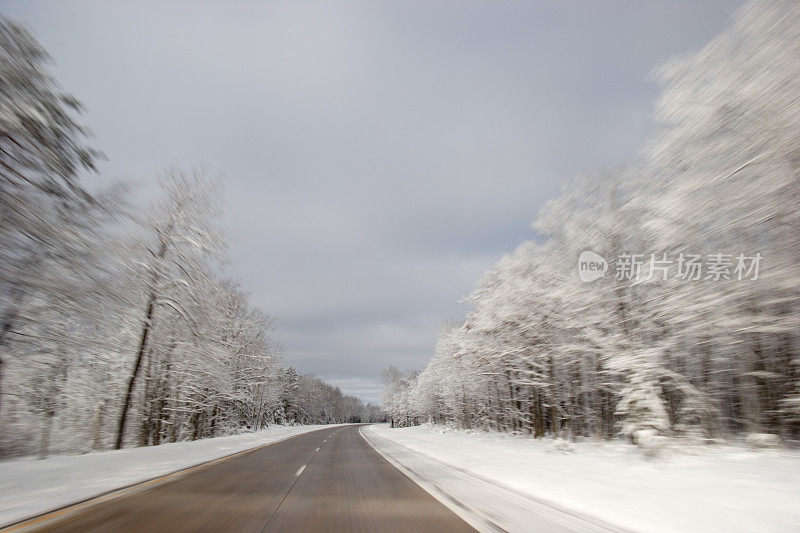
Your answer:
359;426;624;533
358;426;495;533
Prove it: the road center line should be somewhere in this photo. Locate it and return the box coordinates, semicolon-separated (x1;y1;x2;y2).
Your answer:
295;465;306;477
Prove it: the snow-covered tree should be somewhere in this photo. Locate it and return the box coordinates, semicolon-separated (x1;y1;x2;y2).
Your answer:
382;0;800;446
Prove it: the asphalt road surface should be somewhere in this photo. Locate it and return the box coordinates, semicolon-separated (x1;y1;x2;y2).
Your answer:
25;425;475;532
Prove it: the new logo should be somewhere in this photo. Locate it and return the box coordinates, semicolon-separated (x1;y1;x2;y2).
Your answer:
578;250;607;282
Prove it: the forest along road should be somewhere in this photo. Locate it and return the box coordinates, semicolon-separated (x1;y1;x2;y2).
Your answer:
21;425;474;533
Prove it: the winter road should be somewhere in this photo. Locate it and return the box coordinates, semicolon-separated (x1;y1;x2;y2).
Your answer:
15;425;474;532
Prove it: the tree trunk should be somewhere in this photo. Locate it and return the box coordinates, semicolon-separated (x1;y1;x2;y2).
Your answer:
39;411;54;459
92;403;104;450
114;290;158;450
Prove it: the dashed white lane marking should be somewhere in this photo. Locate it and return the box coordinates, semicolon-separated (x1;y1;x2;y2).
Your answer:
315;447;320;452
295;465;306;477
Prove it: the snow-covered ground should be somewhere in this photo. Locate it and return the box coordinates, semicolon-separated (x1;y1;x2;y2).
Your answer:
364;424;800;533
0;424;339;527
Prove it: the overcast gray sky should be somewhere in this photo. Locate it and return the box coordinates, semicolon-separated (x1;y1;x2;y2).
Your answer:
3;0;740;403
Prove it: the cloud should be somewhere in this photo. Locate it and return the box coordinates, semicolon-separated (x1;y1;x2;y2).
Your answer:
2;0;741;402
322;376;386;405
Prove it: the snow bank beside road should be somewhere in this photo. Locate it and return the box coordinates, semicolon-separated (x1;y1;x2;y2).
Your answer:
365;424;800;533
0;424;339;527
362;426;621;533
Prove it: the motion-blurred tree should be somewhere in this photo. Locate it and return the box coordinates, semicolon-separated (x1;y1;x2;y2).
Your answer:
0;17;113;443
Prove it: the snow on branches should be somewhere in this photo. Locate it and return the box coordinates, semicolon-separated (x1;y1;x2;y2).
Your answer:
382;0;800;447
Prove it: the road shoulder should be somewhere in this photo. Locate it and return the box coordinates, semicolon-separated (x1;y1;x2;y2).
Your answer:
360;425;624;533
0;424;342;529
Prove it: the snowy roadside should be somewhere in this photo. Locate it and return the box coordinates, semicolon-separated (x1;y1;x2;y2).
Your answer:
363;424;800;533
0;424;340;527
361;426;622;533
